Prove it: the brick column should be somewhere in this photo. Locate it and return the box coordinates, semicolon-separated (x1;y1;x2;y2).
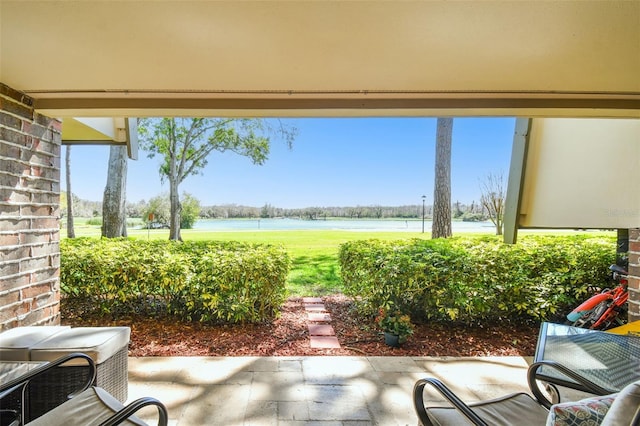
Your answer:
628;229;640;323
0;83;62;330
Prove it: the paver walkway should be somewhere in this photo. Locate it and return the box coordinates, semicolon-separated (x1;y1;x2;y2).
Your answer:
302;297;341;349
127;355;536;425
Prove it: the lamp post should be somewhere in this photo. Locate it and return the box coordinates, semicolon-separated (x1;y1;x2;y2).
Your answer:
421;195;426;233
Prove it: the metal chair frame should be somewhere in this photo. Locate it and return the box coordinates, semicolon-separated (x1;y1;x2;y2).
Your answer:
413;360;611;426
0;353;167;426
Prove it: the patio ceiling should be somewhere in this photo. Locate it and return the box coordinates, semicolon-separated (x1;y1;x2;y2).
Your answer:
1;0;639;119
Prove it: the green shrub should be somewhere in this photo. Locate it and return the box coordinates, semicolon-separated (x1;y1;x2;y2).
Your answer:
85;217;102;226
459;212;486;222
339;234;615;324
61;238;290;323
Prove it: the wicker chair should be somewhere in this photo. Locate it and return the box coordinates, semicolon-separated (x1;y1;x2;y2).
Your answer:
413;360;640;426
0;353;167;426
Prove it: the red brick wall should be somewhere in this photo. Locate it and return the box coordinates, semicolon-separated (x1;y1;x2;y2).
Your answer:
628;229;640;323
0;83;62;330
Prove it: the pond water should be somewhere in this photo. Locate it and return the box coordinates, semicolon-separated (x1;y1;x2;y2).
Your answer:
192;218;497;233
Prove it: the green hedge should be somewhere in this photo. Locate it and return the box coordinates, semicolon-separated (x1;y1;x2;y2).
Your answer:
61;238;290;323
339;234;616;324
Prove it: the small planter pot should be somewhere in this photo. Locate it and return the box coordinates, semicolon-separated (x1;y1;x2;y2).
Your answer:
384;332;400;347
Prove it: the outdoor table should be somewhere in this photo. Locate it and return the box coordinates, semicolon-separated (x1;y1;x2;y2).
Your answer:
534;321;640;393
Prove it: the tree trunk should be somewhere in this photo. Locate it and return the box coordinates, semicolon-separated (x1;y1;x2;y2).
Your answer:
101;145;128;238
65;145;75;238
168;178;182;241
432;118;453;239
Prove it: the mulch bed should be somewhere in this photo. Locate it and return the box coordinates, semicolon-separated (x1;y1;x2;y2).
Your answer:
61;294;540;357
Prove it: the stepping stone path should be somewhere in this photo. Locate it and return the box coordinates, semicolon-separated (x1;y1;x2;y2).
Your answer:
302;297;341;349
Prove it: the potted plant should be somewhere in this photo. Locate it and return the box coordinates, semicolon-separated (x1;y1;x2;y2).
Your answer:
375;307;414;347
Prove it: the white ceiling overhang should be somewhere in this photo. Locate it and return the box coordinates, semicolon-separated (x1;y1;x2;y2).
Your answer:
61;117;138;159
62;118;127;143
0;0;638;119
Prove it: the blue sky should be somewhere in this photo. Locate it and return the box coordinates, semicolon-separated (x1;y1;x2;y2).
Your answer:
62;117;515;208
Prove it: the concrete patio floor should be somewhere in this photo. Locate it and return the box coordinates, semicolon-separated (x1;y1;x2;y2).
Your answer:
126;355;535;425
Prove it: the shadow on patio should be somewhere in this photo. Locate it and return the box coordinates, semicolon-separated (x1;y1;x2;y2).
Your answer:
126;355;533;425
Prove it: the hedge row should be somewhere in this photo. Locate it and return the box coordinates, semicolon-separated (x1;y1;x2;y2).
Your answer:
61;238;290;323
339;234;616;324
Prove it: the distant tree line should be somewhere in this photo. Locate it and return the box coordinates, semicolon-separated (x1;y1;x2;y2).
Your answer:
142;202;489;221
63;195;489;223
198;203;488;220
61;194;488;221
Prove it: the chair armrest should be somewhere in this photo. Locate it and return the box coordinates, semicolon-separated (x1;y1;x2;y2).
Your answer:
527;360;612;409
0;352;96;424
413;377;489;426
98;397;169;426
0;353;96;398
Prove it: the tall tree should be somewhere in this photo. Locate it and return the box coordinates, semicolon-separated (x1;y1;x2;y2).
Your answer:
138;118;296;240
102;145;128;237
431;118;453;238
65;145;75;238
479;171;506;235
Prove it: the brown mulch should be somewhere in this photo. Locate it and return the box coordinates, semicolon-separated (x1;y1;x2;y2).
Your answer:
61;294;539;357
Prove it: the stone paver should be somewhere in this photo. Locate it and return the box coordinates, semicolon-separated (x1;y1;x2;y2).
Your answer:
308;324;335;336
302;296;341;348
307;313;332;322
307;385;370;421
127;356;532;425
303;304;327;312
278;400;309;421
309;336;341;349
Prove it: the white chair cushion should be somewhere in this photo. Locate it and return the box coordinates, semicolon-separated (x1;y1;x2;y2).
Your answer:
0;326;70;361
29;327;130;364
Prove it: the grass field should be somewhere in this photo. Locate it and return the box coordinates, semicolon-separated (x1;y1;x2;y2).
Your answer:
65;220;612;297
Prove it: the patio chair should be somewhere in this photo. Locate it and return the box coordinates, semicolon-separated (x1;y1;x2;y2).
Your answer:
0;353;167;426
413;360;640;425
